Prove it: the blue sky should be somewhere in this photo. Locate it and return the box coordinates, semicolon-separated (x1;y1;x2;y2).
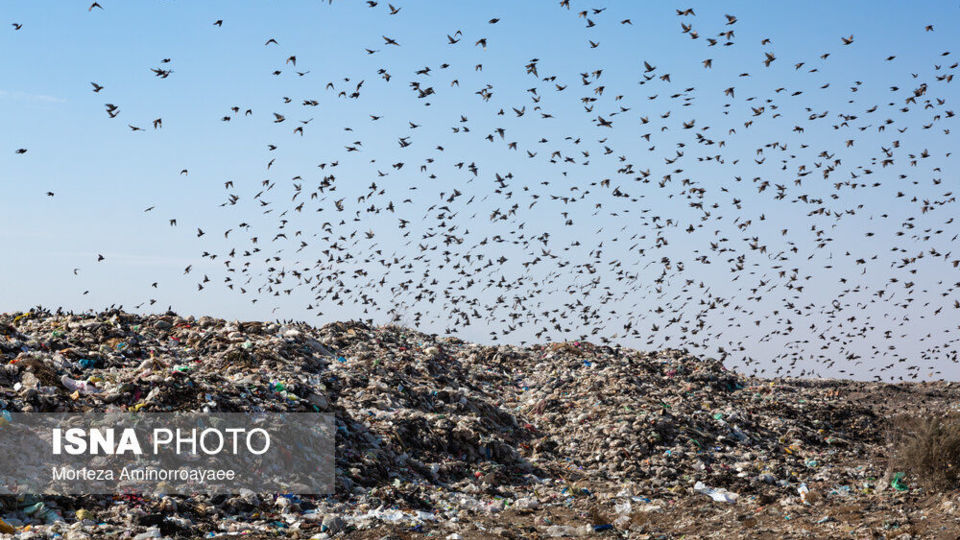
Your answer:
1;1;958;380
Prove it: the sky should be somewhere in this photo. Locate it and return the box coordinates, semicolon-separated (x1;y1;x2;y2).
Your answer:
1;1;958;381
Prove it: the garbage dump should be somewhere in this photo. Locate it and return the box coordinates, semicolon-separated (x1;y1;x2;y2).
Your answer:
0;309;957;538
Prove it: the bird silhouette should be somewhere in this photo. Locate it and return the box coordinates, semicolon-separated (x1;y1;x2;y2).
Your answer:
8;2;958;383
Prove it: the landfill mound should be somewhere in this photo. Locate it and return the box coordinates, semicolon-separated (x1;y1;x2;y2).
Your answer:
0;309;957;538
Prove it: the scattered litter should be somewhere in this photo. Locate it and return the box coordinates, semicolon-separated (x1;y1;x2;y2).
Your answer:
0;309;940;536
694;481;739;504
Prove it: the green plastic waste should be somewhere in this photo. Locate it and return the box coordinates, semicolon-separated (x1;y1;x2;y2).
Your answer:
890;472;908;492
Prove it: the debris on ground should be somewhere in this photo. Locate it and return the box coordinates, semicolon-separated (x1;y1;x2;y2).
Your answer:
1;309;958;538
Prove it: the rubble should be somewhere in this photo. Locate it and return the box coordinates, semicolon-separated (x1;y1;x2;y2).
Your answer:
0;308;958;538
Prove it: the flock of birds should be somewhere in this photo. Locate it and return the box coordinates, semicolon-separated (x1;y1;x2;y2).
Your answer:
9;3;960;381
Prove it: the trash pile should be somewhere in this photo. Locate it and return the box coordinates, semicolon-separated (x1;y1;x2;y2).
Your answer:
0;309;950;538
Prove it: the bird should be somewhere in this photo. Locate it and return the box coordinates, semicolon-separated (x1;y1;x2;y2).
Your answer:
5;0;958;387
88;2;103;11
